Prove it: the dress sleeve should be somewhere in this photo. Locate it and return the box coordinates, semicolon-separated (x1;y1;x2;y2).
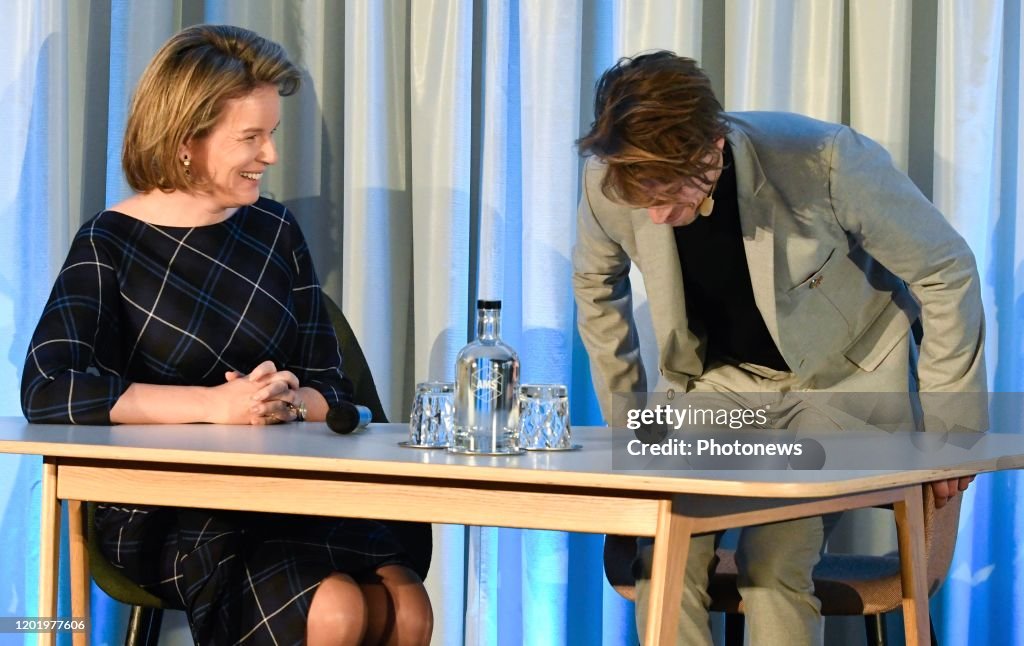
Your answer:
21;222;132;424
286;217;354;408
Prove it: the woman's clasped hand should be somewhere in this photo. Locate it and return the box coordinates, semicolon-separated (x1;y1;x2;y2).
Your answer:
219;360;304;425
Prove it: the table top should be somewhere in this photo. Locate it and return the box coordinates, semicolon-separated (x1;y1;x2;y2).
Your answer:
1;417;1022;498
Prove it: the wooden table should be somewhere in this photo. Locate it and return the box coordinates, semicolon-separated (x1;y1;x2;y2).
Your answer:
2;417;1022;646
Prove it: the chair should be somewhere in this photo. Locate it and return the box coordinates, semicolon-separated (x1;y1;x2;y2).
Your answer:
321;294;433;580
84;504;165;645
604;485;958;645
83;292;431;645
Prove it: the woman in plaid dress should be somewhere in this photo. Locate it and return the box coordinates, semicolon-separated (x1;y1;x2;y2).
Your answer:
21;25;432;645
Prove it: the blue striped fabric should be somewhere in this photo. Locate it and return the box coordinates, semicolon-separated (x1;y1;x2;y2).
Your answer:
21;197;352;422
94;504;405;645
20;197;410;644
18;199;411;642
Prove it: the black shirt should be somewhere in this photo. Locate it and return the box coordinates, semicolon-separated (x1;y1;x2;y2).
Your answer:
673;143;790;371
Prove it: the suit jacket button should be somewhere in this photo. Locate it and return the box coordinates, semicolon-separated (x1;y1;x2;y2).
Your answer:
809;276;823;289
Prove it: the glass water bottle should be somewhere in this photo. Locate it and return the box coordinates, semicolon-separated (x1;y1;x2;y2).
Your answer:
451;300;521;454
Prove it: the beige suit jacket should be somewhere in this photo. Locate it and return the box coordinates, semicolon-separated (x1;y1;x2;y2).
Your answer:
572;112;986;427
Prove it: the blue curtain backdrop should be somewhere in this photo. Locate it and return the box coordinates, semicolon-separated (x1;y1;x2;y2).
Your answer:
0;1;1021;645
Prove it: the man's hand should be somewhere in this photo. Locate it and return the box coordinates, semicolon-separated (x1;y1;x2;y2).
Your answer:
931;476;974;508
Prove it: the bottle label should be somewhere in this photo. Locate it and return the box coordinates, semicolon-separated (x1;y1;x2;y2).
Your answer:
470;364;504;402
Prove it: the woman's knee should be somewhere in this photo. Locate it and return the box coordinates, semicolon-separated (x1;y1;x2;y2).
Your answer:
398;583;434;644
362;564;433;645
307;573;367;645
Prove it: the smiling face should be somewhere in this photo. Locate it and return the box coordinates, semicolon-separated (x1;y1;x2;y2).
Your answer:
183;84;281;211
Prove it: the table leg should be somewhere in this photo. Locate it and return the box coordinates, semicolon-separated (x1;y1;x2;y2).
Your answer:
68;499;89;646
643;497;693;645
39;457;60;646
894;485;929;646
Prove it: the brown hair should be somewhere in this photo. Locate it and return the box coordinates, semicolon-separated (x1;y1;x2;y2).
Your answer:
577;51;729;207
122;24;302;193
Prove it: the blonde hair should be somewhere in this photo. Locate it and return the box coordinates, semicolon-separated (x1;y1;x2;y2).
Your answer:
122;24;301;193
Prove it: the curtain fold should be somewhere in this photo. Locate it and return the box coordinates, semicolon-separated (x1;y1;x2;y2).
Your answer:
342;0;413;417
516;1;584;641
848;0;912;169
0;2;1021;644
725;0;844;118
932;3;1014;645
466;1;512;643
617;0;702;58
1;0;69;630
104;0;176;204
408;3;475;643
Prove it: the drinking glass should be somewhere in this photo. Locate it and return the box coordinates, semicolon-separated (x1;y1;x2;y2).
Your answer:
405;382;454;448
517;384;575;450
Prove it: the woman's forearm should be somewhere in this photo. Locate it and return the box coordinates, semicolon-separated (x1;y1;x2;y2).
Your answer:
109;383;218;424
110;381;331;425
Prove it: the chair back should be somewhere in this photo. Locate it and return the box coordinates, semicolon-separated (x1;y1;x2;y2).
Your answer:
923;484;962;594
321;294;388;422
322;293;433;581
86;503;166;607
604;534;640;600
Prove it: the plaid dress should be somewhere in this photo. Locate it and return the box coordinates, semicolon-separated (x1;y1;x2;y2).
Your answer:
21;198;408;645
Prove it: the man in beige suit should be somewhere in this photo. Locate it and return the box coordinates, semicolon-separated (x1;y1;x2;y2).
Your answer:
573;52;986;645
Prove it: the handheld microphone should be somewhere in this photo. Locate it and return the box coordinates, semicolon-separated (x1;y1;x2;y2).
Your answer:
326;401;373;435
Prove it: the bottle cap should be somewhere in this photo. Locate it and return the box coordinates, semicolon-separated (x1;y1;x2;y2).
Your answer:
477;299;502;310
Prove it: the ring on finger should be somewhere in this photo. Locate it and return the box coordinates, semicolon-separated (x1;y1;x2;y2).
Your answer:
286;400;307;422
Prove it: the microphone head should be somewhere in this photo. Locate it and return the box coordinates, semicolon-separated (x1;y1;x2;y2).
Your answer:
698;195;715;216
326;402;361;434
